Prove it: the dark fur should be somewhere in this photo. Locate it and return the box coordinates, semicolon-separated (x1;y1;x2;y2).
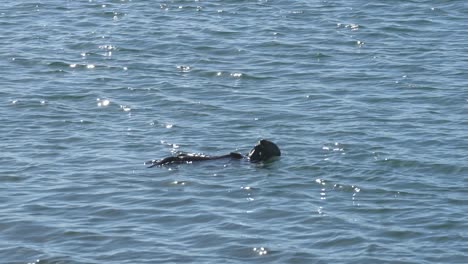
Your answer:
247;139;281;163
146;139;280;167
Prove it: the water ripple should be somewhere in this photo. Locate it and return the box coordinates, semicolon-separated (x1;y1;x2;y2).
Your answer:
1;0;468;263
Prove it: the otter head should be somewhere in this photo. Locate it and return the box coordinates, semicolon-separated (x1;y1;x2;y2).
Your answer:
248;139;281;163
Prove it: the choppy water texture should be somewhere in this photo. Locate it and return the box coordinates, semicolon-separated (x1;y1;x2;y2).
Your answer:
1;1;468;263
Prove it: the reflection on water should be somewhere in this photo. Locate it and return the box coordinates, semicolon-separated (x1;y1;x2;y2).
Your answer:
1;0;468;263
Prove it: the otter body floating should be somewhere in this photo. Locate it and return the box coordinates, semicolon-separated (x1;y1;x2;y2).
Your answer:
145;139;280;168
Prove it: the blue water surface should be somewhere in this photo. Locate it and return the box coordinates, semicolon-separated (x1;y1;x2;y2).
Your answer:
1;1;467;263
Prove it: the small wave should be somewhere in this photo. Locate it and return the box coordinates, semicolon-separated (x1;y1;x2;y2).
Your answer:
47;61;70;68
0;175;24;183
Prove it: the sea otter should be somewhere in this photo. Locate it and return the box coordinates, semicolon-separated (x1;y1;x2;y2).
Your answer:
145;139;281;168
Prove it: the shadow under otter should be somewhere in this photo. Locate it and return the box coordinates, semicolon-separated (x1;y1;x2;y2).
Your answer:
145;139;281;168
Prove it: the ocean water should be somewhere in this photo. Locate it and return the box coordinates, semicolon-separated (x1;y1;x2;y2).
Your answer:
1;0;467;263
